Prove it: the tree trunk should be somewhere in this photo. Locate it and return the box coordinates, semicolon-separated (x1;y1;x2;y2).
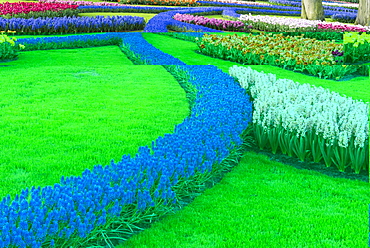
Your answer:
301;0;325;21
355;0;370;26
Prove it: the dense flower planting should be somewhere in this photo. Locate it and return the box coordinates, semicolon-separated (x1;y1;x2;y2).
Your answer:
0;33;253;247
199;0;301;16
123;0;200;6
173;13;251;32
270;0;359;8
119;32;187;64
229;65;368;173
238;14;369;32
0;15;145;34
196;33;354;78
0;31;25;61
199;0;357;19
343;32;370;63
144;7;226;32
39;0;123;6
323;1;358;8
267;0;358;22
0;2;78;18
201;0;272;5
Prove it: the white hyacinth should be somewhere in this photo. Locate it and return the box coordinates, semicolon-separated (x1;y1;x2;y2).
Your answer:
229;65;369;148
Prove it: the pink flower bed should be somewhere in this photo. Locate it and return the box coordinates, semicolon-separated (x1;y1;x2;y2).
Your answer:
318;22;367;32
0;2;77;16
38;0;124;6
173;13;250;31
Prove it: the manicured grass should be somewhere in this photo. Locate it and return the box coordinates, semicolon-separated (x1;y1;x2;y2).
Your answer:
3;45;133;67
142;33;370;102
203;15;233;20
119;151;369;247
2;8;369;247
0;46;189;199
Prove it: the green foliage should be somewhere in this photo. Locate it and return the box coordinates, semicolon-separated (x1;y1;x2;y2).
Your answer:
343;32;370;64
304;64;359;80
280;31;344;41
0;32;24;61
253;123;368;174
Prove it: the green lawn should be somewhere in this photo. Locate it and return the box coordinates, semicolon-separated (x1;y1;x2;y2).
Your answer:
121;152;369;247
1;4;369;247
0;46;189;199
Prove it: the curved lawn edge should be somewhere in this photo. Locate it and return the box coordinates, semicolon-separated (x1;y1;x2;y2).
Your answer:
0;34;253;247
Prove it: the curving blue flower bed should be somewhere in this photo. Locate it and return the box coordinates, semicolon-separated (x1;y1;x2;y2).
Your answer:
144;7;231;32
0;33;253;247
119;33;188;64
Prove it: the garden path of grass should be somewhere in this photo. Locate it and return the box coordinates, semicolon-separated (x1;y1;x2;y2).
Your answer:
0;46;189;199
142;33;370;103
121;151;369;247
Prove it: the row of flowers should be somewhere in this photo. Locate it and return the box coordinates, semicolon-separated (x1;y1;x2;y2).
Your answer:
229;65;368;174
173;13;251;32
267;0;358;22
39;0;271;6
0;16;145;34
0;2;78;17
238;14;369;32
0;32;253;247
201;0;272;5
197;0;358;19
143;5;328;32
196;33;349;75
38;0;124;6
171;11;369;33
269;0;358;9
0;0;360;23
121;0;200;6
144;7;226;32
322;1;359;8
195;33;369;79
54;4;366;33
